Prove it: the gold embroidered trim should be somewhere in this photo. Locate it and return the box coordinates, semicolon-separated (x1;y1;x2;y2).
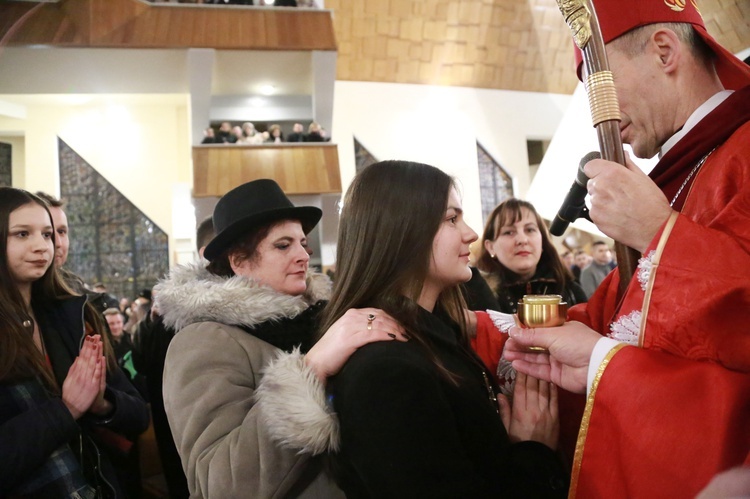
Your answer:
639;211;679;348
569;342;629;498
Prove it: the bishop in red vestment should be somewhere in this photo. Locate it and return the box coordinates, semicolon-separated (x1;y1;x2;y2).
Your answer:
504;0;750;497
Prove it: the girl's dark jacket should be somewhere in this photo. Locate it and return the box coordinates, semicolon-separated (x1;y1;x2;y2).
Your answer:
328;307;569;498
0;294;150;498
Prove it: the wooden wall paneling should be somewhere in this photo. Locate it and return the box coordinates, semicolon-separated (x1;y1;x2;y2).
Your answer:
212;149;225;194
306;149;324;191
228;145;243;192
1;0;337;51
3;0;744;98
259;11;274;48
212;149;227;195
703;0;750;55
197;147;214;195
187;4;204;45
259;149;276;184
0;1;82;45
328;0;749;94
24;7;61;44
193;147;210;198
166;8;185;46
217;149;232;194
90;0;124;43
192;145;341;198
0;4;30;39
216;11;234;46
287;149;302;192
225;149;238;189
324;146;341;191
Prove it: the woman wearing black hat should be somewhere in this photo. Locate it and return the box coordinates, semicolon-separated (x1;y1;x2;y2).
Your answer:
156;179;405;498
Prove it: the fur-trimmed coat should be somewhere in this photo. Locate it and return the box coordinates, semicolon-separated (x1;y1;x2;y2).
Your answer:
156;261;343;499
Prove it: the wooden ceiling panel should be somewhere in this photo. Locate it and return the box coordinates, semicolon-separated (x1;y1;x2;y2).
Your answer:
2;0;746;94
0;0;337;51
328;0;750;94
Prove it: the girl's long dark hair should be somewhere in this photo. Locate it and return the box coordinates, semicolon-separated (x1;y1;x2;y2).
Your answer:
0;187;114;390
476;198;573;292
317;160;469;381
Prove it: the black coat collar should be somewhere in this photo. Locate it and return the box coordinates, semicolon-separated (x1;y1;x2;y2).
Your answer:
34;295;88;387
416;306;462;348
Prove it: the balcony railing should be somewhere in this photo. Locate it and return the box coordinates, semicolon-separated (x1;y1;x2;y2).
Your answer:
192;142;341;197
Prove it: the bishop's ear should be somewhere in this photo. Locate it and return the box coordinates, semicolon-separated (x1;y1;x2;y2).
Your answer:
650;28;682;73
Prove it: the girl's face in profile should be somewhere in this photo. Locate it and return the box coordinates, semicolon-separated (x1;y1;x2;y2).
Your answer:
6;203;54;288
425;188;478;294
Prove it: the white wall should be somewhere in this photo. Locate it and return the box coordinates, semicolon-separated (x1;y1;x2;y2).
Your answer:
0;94;192;262
527;83;658;236
331;80;572;245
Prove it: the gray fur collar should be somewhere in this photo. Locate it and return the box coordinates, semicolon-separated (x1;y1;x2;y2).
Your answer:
154;260;331;332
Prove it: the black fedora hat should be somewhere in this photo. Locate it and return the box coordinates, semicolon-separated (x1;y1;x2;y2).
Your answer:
203;179;322;261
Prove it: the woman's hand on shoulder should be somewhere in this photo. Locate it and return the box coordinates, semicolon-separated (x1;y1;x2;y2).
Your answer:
505;371;559;450
62;335;104;419
305;308;408;383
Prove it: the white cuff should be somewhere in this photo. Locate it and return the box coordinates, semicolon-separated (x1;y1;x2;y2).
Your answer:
587;337;622;396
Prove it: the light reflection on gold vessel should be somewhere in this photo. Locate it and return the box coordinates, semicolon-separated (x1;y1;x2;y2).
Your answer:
517;295;568;351
517;294;568;328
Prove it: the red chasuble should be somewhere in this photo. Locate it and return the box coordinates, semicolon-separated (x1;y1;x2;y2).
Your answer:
566;86;750;498
471;311;507;384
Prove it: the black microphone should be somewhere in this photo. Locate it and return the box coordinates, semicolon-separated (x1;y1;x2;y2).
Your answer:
549;151;601;236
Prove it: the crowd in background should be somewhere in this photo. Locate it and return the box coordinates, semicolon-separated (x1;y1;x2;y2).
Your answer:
91;282;192;498
201;121;328;144
560;241;616;299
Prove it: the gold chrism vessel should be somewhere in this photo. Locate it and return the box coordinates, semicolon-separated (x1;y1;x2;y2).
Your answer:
517;294;568;329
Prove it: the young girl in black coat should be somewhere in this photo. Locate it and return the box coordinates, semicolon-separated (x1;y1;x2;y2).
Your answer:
320;161;569;498
0;188;149;498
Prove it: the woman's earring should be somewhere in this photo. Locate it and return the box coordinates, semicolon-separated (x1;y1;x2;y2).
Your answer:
490;253;495;259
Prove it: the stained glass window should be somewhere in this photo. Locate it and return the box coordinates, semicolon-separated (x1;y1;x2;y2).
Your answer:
354;137;379;173
477;142;513;225
0;142;11;187
58;138;169;301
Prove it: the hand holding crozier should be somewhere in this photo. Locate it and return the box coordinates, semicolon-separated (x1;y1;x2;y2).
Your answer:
504;321;601;395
